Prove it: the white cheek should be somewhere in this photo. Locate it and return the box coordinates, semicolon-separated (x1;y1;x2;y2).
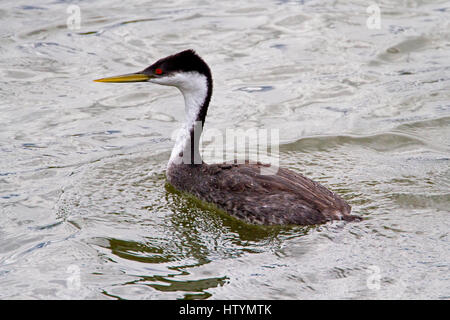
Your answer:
149;72;206;90
149;73;208;113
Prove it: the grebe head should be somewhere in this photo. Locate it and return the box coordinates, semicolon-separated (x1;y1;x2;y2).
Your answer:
94;49;211;90
94;50;213;166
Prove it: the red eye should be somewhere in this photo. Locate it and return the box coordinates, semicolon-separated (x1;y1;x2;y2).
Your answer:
155;68;163;75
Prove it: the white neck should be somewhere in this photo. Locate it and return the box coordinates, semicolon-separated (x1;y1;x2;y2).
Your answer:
159;72;208;166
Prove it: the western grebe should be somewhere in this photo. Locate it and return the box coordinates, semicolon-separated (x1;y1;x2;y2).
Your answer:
94;49;360;225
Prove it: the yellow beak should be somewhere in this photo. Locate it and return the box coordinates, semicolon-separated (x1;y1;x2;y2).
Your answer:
93;73;151;83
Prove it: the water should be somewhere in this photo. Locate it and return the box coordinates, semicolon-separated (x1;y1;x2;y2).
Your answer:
0;0;449;299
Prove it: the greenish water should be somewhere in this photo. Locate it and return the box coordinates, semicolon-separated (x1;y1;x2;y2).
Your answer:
0;0;449;299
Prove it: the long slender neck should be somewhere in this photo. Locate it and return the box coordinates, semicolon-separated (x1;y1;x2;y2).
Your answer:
168;72;212;166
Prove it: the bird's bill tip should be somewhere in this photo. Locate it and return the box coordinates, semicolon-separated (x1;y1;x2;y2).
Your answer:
93;73;150;83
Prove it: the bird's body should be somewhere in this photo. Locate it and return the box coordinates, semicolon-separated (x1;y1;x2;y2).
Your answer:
95;49;360;225
167;162;353;225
